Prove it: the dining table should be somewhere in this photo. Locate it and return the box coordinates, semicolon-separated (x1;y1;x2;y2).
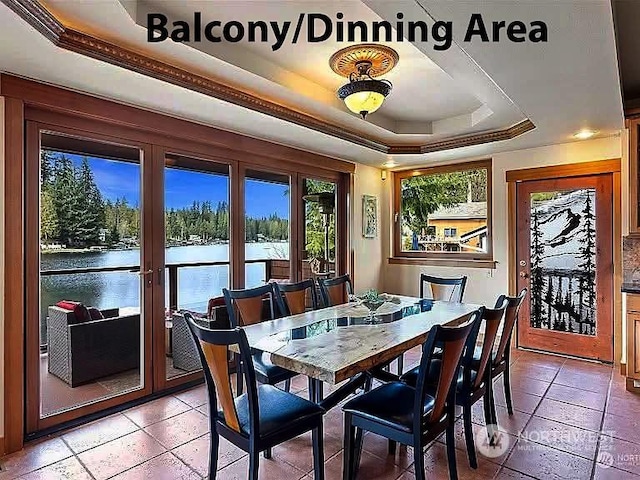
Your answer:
234;295;482;410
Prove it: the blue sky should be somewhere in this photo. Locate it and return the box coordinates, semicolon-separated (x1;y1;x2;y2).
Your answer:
68;155;289;218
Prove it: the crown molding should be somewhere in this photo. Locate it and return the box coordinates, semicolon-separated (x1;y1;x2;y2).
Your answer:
387;119;535;154
2;0;536;155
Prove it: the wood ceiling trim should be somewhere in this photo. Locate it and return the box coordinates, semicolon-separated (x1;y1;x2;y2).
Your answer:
2;0;536;155
388;119;536;154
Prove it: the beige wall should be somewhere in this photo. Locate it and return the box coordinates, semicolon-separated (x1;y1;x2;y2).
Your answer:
351;163;385;292
0;97;5;438
383;136;624;359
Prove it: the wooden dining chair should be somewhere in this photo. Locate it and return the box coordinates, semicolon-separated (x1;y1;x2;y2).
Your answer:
419;274;468;302
485;288;528;420
184;314;325;480
273;279;318;316
401;302;507;468
394;274;469;376
341;309;481;480
222;285;297;404
317;274;353;307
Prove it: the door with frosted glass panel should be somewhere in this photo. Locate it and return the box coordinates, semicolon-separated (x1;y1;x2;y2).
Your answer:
516;174;613;361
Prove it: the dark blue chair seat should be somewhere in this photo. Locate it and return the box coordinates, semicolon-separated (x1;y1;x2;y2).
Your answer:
470;346;496;370
229;384;324;438
252;353;295;386
343;382;436;433
400;359;478;390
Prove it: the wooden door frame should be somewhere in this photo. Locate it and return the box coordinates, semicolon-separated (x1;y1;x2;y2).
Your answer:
24;121;156;433
3;96;25;454
506;159;622;363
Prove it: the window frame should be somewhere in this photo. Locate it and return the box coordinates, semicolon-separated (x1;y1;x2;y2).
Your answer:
392;159;493;265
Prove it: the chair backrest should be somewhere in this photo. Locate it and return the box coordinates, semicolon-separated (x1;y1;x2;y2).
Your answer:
419;274;467;303
317;274;353;307
493;288;527;366
223;284;276;327
273;279;318;316
184;313;259;437
207;296;226;319
413;309;480;428
470;301;508;390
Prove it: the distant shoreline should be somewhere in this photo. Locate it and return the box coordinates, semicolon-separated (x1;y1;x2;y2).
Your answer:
40;239;288;254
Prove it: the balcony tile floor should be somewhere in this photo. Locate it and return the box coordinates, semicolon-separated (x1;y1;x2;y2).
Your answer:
2;348;639;479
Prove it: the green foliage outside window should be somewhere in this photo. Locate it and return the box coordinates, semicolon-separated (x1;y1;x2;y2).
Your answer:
304;179;336;261
401;168;487;234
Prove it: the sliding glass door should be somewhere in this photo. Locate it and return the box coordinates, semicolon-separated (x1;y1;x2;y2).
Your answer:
26;125;153;433
24;117;351;435
161;153;231;384
244;169;292;286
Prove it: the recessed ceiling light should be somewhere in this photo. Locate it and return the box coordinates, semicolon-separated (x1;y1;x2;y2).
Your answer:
574;129;597;140
383;160;397;168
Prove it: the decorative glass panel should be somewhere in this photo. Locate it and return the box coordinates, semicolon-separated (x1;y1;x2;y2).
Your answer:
529;189;596;335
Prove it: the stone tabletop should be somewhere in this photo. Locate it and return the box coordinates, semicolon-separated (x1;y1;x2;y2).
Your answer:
237;296;481;385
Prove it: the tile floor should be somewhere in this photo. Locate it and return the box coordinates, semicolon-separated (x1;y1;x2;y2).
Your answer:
1;348;639;480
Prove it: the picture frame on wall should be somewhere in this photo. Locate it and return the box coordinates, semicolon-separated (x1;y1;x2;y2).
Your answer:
362;194;378;238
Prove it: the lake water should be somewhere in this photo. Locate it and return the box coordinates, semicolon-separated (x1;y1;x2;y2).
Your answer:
40;243;289;342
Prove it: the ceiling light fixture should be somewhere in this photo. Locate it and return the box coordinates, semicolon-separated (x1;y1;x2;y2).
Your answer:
574;129;597;140
330;44;399;120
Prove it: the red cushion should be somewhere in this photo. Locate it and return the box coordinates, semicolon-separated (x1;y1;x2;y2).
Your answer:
55;300;91;323
56;300;77;311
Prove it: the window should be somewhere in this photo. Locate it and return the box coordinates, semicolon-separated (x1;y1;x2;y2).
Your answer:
393;160;492;263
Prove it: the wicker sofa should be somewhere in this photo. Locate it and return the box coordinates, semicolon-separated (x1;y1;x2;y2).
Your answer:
171;303;230;372
47;305;140;387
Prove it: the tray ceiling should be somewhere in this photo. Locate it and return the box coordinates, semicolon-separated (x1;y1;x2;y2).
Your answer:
0;0;623;166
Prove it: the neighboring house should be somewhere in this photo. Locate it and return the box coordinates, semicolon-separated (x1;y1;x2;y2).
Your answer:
423;202;487;251
98;228;109;243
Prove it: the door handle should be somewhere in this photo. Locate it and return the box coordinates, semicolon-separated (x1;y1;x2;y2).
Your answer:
137;269;154;276
519;271;529;278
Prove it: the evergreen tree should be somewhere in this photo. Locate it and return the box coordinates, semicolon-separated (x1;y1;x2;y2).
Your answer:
530;209;545;329
75;158;105;246
577;190;596;335
51;154;82;246
40;189;59;242
41;150;55;188
41;151;290;249
543;277;554;329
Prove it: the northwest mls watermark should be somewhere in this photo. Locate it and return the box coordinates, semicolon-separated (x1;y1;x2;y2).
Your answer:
147;13;548;51
478;426;640;471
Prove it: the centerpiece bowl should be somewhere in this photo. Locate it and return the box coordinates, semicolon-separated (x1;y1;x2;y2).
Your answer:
356;290;399;321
